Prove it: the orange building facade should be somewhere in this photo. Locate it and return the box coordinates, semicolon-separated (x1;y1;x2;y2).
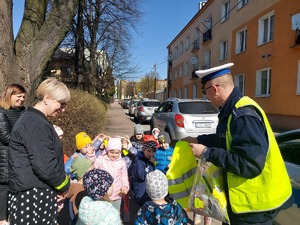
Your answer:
167;0;300;130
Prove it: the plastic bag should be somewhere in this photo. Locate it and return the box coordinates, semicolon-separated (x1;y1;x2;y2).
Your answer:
188;159;230;224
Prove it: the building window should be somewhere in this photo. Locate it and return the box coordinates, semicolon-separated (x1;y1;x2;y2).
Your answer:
236;28;247;54
237;0;248;10
221;1;230;22
180;41;184;55
179;66;183;77
184;87;188;98
297;60;300;95
185;36;190;50
256;68;272;96
219;40;228;61
174;46;178;58
173;89;177;98
234;74;245;95
174;69;177;79
258;11;274;45
184;61;189;76
178;88;182;98
204;50;211;69
193;84;198;99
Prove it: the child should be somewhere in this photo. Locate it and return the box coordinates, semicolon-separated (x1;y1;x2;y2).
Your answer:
130;124;144;151
65;132;95;179
130;140;156;206
76;168;122;225
94;137;129;213
135;169;188;224
120;136;138;223
155;131;174;174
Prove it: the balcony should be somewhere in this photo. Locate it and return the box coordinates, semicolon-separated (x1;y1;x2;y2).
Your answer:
203;29;212;43
168;60;172;67
168;80;172;86
191;39;199;52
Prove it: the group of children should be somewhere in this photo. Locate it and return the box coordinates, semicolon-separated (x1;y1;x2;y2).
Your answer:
55;124;189;225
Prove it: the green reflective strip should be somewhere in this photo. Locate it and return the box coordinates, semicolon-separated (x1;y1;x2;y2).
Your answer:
168;167;197;186
55;175;69;190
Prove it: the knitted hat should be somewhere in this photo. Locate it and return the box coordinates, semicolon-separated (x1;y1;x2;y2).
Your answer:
146;170;168;200
83;168;114;200
134;124;144;135
142;141;157;151
70;157;93;180
75;132;92;150
105;137;122;151
53;125;63;137
158;131;171;144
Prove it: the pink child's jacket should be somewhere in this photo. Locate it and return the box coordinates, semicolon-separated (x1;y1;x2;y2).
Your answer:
94;154;129;201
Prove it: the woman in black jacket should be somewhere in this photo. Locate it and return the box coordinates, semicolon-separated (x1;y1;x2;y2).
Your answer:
0;83;26;225
8;78;71;225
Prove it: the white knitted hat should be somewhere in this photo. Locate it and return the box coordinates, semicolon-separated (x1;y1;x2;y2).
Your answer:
146;170;168;200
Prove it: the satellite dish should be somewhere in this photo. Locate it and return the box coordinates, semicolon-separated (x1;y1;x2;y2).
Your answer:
191;57;198;65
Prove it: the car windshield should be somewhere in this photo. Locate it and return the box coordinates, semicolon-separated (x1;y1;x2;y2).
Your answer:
142;101;160;107
178;102;218;114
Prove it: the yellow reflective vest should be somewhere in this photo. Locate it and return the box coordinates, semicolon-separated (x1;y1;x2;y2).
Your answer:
226;96;292;213
166;141;197;208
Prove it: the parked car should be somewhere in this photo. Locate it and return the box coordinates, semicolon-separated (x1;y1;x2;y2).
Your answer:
275;129;300;207
150;98;219;140
121;99;131;109
128;99;140;116
134;98;160;124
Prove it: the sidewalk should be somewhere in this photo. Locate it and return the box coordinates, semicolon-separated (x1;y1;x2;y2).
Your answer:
104;102;222;225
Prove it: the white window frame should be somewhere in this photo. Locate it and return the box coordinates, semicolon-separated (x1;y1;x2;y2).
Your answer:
258;11;274;45
179;66;183;77
204;50;211;69
180;41;183;55
237;0;249;10
297;60;300;95
184;61;189;76
235;28;247;54
219;40;228;61
193;84;198;99
184;87;188;98
221;1;230;22
255;68;272;97
185;36;190;50
178;88;182;98
234;74;245;95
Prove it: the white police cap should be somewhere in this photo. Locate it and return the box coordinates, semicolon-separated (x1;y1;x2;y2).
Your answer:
195;63;234;84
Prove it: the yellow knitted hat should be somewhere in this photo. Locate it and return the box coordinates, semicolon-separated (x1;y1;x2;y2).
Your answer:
76;132;92;150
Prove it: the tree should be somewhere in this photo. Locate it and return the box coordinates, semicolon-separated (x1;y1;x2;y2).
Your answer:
0;0;79;104
59;0;142;101
136;72;156;98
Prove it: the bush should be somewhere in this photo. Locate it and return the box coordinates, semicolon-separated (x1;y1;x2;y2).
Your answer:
50;89;107;156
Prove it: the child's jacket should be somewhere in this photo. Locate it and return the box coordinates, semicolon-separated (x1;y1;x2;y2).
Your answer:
76;196;122;225
134;197;188;225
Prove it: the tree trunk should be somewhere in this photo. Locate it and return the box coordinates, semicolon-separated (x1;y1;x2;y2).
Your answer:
0;0;79;105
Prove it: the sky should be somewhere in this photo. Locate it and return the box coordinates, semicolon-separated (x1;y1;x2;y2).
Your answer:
13;0;202;81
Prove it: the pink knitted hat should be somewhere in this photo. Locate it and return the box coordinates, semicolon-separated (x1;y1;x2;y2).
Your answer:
105;137;122;151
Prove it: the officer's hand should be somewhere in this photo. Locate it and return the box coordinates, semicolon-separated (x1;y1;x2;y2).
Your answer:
189;143;206;158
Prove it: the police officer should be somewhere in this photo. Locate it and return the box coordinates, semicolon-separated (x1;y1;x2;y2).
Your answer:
184;63;293;225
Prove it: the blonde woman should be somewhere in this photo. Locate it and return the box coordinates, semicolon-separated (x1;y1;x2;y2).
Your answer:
8;78;71;225
0;84;26;225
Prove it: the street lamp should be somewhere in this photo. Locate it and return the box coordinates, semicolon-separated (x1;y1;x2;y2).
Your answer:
151;63;157;99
